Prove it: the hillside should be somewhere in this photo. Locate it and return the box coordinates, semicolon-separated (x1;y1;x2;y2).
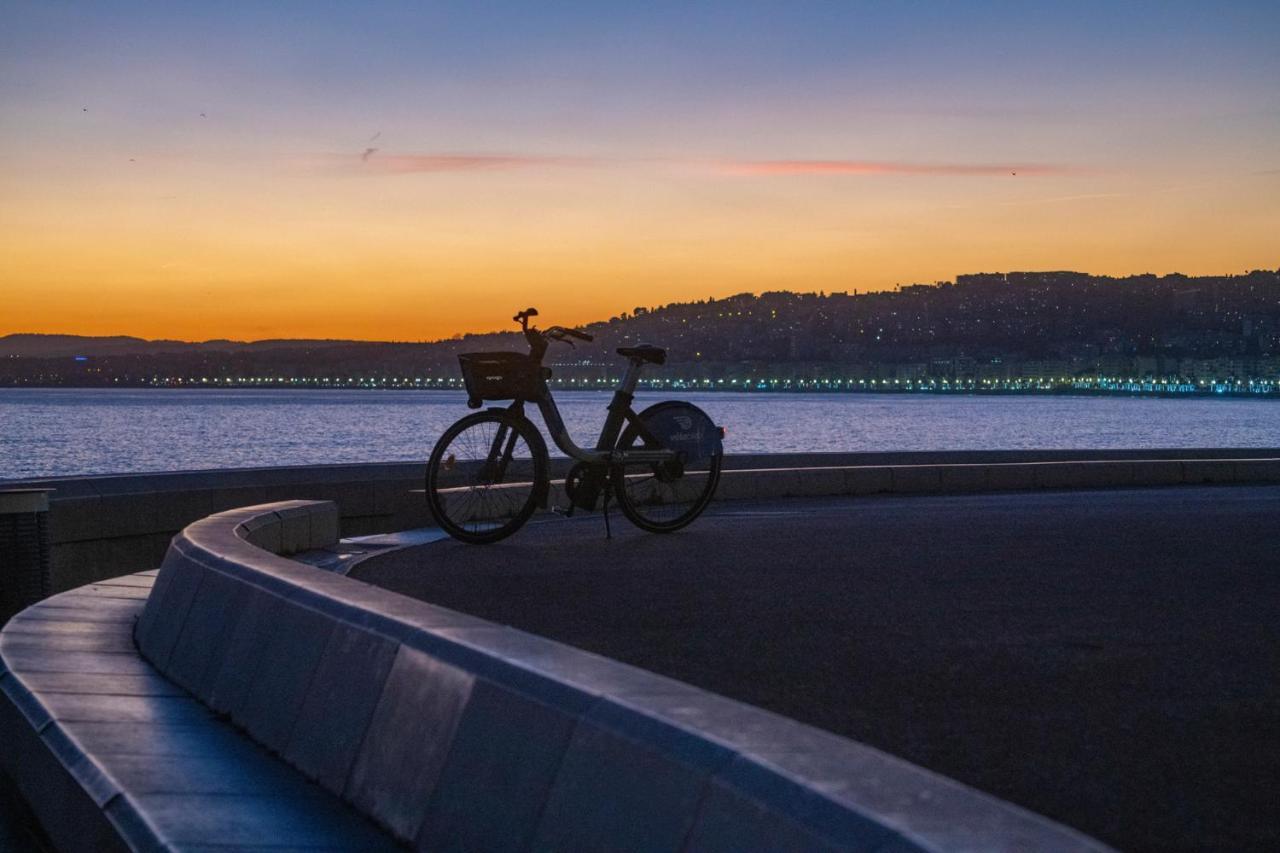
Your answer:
4;269;1280;388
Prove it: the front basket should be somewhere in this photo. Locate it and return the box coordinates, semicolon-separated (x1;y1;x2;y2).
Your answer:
457;352;542;404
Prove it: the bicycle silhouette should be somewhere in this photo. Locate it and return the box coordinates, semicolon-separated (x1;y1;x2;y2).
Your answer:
426;308;723;543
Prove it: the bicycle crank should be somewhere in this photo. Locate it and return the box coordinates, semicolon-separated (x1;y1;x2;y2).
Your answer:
564;461;607;513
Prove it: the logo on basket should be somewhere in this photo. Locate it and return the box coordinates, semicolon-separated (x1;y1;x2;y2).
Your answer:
674;415;694;430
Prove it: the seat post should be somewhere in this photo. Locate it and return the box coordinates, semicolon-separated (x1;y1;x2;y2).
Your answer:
619;359;644;395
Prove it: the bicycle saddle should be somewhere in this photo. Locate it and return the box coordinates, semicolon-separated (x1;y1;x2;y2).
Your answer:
616;344;667;365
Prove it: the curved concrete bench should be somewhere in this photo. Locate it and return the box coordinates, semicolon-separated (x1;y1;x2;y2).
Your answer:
0;573;395;851
120;500;1107;851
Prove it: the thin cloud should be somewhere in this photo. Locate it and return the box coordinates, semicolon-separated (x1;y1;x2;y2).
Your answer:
716;159;1080;177
366;153;595;173
344;151;1083;178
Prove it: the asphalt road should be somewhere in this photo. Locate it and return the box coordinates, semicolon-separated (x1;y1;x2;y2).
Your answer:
353;486;1280;853
0;771;47;852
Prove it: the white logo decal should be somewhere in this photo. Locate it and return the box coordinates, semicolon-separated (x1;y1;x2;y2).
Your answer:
674;415;694;430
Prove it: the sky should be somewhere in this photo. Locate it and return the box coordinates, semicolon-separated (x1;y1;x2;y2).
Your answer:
2;1;1278;341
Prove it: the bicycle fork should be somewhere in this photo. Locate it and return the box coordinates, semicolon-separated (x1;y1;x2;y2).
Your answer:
484;423;519;483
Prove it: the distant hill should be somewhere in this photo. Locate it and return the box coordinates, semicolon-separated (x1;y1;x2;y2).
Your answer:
4;269;1280;389
0;333;363;359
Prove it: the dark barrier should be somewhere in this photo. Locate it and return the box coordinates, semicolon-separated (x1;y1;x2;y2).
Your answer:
0;490;52;626
5;449;1278;599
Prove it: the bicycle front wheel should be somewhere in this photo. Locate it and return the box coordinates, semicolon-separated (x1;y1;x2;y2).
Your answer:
426;411;548;544
612;401;723;533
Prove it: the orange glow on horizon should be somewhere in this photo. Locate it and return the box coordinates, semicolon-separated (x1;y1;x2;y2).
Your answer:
3;3;1276;343
5;148;1277;342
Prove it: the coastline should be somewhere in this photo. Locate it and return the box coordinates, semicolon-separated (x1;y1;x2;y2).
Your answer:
3;382;1279;399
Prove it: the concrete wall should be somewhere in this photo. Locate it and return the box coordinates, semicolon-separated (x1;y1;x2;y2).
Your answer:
4;463;428;595
6;449;1279;596
0;569;399;851
134;499;1109;851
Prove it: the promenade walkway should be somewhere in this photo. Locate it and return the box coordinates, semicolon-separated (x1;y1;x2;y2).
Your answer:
1;774;44;851
354;485;1280;853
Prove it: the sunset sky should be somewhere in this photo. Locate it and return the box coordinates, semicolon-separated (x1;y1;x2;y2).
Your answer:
2;1;1277;341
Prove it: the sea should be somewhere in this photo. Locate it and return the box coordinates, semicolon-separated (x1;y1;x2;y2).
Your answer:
2;387;1280;481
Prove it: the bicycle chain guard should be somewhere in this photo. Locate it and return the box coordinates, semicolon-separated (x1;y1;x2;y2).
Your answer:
565;461;607;511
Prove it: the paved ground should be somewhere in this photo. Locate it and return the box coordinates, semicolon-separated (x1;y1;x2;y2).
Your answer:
354;486;1280;853
0;771;47;852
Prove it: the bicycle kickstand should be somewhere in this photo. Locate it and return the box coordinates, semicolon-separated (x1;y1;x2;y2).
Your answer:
601;483;613;540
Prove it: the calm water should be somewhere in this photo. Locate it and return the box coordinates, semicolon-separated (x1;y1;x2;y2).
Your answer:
2;388;1280;480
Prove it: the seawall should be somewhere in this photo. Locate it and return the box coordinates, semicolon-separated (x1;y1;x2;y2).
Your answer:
4;448;1278;596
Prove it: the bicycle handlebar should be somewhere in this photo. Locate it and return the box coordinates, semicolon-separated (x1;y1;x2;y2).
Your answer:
514;308;591;342
543;325;593;344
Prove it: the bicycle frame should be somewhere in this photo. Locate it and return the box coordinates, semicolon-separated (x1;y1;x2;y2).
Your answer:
510;355;675;467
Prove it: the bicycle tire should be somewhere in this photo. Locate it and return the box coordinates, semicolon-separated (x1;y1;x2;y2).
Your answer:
426;410;548;543
612;401;722;533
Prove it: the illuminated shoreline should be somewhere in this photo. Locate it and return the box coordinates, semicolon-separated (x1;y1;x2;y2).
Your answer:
3;376;1278;397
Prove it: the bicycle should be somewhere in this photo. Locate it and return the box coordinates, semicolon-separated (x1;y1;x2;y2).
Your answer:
425;308;724;543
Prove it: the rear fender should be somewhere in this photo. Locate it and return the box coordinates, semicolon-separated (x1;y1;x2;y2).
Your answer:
628;400;723;462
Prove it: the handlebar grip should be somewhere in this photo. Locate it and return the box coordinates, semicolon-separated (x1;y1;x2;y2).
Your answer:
565;328;593;342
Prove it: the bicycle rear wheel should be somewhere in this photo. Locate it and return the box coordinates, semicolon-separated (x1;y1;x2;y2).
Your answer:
426;411;547;543
612;401;722;533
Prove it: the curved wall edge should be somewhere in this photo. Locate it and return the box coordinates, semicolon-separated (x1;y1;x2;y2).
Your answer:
134;499;1113;852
